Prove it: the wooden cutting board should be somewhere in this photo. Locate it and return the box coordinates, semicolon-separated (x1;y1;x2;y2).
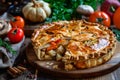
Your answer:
26;41;120;79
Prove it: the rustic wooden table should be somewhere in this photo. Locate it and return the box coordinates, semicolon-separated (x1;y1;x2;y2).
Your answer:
0;67;120;80
17;68;120;80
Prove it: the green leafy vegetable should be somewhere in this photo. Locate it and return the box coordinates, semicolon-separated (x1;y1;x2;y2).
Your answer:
44;0;104;22
111;27;120;41
0;38;16;54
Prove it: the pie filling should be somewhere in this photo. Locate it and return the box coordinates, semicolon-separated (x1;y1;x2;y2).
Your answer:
31;20;116;70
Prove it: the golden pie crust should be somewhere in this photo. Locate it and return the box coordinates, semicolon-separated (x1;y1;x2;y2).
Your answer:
31;20;116;70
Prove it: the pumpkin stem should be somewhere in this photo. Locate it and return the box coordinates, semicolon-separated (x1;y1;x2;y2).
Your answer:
31;0;37;7
31;0;43;7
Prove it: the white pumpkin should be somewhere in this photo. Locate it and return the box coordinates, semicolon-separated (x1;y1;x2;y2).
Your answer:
22;0;51;22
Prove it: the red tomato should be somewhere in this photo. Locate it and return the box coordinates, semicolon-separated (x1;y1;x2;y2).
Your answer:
113;7;120;29
7;28;24;43
10;16;25;29
89;11;111;27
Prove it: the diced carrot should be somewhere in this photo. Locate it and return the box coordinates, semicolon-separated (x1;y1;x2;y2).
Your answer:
47;42;57;51
47;45;57;51
54;39;61;44
47;39;61;51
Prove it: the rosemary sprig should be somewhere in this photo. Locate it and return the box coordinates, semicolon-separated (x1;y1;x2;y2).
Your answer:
0;38;16;54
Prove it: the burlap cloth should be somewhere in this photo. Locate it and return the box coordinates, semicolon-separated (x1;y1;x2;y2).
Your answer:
0;37;25;68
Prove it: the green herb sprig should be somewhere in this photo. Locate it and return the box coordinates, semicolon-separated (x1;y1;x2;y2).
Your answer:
0;38;16;54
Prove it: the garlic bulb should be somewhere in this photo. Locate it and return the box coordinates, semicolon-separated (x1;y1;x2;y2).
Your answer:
77;5;94;15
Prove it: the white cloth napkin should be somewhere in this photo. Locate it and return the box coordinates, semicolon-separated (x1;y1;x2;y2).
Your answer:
0;37;25;68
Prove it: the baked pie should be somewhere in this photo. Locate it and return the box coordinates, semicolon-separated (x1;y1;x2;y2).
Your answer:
31;20;116;70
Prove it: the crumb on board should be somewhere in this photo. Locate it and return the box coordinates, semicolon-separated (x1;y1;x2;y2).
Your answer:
53;65;59;70
46;62;54;66
65;64;74;71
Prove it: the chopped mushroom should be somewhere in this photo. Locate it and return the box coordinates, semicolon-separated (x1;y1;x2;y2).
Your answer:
0;20;11;36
